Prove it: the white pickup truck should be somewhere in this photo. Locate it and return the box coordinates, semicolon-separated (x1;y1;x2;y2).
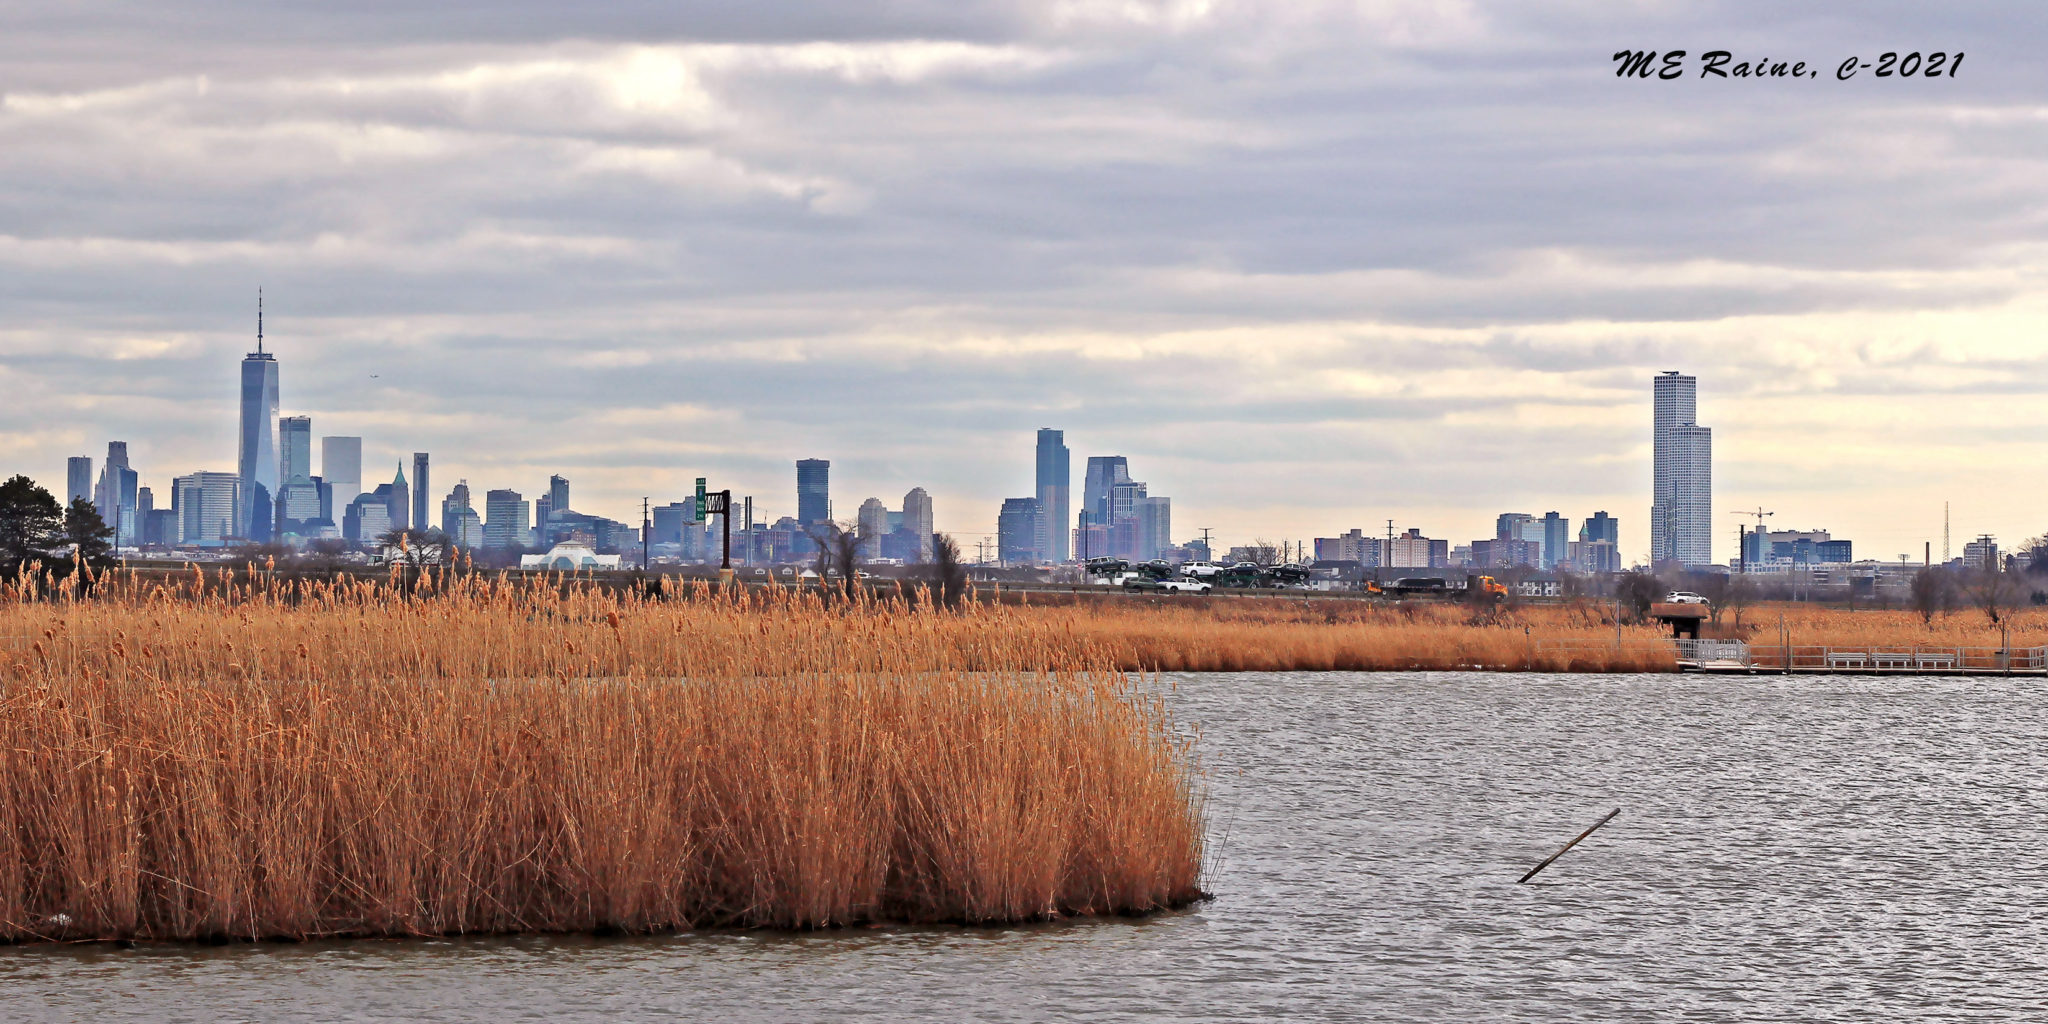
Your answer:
1160;578;1212;593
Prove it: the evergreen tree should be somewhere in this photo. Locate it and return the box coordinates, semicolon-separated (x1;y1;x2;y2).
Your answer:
0;475;64;570
62;498;115;569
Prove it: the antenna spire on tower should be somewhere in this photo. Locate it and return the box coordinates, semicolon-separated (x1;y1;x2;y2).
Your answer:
257;287;264;354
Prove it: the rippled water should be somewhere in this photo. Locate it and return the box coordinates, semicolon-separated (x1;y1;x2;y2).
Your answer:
9;671;2048;1022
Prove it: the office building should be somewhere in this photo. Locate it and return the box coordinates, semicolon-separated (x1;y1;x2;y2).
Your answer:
997;498;1042;565
321;436;362;507
1743;528;1854;567
857;498;888;560
344;493;391;543
173;472;239;547
901;487;934;563
1963;535;1999;571
1651;371;1713;567
1082;456;1130;527
386;464;410;531
1391;528;1448;569
238;296;280;542
66;457;92;504
279;417;312;484
1035;429;1069;563
94;442;139;548
1315;529;1381;566
1541;512;1569;570
1134;495;1171;562
412;453;430;535
484;489;529;550
442;481;479;546
544;474;567;517
796;460;830;525
1580;511;1619;547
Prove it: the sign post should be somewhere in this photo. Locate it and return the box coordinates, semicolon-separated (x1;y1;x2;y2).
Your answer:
703;488;733;582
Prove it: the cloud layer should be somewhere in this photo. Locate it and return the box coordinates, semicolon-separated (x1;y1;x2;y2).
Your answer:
4;1;2045;558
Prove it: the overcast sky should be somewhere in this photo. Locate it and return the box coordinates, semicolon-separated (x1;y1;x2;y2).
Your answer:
3;1;2044;559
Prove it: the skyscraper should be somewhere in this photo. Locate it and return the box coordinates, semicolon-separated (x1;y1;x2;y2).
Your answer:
279;416;312;484
1035;428;1069;563
94;442;138;548
388;464;410;532
238;293;280;542
856;498;888;560
1541;512;1569;570
796;459;830;525
484;489;529;550
548;474;570;514
66;457;92;505
321;436;361;506
412;453;431;535
442;480;480;547
1651;371;1713;567
1082;456;1130;526
173;472;240;547
901;487;934;562
997;497;1042;565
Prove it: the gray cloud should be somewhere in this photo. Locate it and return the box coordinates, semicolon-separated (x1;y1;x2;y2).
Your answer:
3;2;2046;553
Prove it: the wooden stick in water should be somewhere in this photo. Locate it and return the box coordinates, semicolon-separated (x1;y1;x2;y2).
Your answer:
1517;808;1620;884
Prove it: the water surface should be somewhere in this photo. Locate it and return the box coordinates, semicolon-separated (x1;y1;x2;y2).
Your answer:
8;671;2045;1022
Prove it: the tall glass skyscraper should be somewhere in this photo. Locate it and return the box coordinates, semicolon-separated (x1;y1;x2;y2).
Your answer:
412;453;431;534
238;295;279;542
1034;428;1069;563
796;459;830;525
1651;371;1712;567
66;456;92;504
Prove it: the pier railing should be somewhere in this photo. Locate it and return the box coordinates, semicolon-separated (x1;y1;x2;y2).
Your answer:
1676;639;2048;674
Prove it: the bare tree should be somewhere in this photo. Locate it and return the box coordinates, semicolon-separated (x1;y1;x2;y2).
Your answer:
1976;566;2022;625
1910;568;1953;626
927;533;969;610
805;521;861;598
376;527;449;569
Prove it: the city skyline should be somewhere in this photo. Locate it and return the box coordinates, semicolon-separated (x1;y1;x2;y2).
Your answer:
3;7;2044;556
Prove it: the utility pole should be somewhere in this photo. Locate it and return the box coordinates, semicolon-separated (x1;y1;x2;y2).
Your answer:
641;496;650;572
1199;527;1212;561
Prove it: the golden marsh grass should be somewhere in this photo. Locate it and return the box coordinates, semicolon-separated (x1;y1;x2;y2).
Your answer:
0;567;1204;942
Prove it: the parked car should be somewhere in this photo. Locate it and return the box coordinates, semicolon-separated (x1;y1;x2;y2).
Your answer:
1160;578;1212;594
1665;591;1711;605
1180;561;1223;578
1120;575;1168;591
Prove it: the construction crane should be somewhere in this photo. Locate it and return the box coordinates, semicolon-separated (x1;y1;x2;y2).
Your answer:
1730;507;1773;573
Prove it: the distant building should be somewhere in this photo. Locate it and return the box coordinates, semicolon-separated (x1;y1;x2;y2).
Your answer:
856;497;888;560
1567;540;1621;574
94;442;139;547
237;298;279;543
1391;528;1449;569
441;480;481;547
1963;535;1998;571
997;497;1042;565
1316;529;1381;566
1651;371;1712;567
483;489;528;550
522;542;622;571
547;475;569;520
1036;429;1070;563
1134;495;1171;562
173;471;240;547
1580;511;1619;547
1742;528;1854;567
66;456;92;505
386;464;410;531
796;459;831;526
321;436;362;508
1541;512;1569;570
412;453;431;536
901;487;934;563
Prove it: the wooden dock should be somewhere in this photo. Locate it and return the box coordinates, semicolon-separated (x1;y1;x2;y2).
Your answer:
1676;640;2048;676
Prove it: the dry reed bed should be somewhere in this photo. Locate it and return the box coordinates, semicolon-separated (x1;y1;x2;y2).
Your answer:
1019;598;1683;673
0;568;1204;943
